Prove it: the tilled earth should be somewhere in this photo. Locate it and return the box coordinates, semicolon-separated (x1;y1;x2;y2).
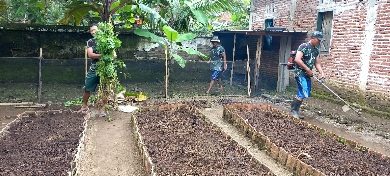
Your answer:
134;105;273;175
229;106;390;175
0;109;85;175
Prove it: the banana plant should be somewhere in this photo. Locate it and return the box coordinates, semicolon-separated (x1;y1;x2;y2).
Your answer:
134;26;208;97
60;0;139;25
58;0;223;33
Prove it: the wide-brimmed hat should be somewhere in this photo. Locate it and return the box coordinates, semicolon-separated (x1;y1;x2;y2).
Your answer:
210;36;220;43
311;31;324;41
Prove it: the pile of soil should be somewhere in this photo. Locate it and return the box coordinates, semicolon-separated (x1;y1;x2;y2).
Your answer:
0;110;85;175
134;105;273;175
230;107;390;175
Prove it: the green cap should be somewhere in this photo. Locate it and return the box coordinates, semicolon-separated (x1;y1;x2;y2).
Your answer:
311;31;324;41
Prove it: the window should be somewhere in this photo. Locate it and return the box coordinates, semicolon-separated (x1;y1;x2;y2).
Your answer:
265;3;275;13
316;11;333;54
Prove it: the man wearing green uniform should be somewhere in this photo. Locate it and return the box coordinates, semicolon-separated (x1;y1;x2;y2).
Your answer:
290;31;325;119
206;36;227;94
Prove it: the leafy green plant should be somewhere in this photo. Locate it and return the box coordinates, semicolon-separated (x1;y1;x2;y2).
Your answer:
1;0;69;24
65;95;97;107
94;22;125;113
134;25;208;97
60;0;137;25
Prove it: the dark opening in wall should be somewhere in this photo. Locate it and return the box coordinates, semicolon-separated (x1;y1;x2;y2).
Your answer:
263;19;274;51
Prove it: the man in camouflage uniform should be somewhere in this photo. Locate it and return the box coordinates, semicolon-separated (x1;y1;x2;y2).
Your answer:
290;31;325;119
206;36;227;94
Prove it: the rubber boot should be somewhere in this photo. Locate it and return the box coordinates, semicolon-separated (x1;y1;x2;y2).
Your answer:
290;98;303;119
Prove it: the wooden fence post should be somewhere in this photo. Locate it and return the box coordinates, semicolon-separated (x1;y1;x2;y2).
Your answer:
230;33;237;86
254;36;263;92
246;45;251;97
85;46;88;78
37;48;42;103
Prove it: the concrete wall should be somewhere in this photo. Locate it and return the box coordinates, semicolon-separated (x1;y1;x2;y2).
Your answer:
250;0;390;112
0;24;211;61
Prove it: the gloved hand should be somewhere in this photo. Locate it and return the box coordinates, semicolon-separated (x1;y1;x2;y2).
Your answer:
306;70;313;77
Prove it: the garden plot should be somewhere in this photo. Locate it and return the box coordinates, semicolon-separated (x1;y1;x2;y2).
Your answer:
133;104;274;175
0;109;86;175
223;103;390;175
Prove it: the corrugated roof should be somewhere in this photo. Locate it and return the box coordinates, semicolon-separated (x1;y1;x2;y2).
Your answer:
213;29;308;36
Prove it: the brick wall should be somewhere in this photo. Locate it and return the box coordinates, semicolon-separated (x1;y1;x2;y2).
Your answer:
251;0;266;30
292;0;318;31
258;36;281;90
273;0;291;27
369;0;390;93
251;0;390;111
251;0;291;29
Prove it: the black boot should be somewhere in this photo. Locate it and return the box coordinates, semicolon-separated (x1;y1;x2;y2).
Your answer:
290;98;303;119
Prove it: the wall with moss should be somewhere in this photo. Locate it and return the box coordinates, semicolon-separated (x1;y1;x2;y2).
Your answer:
0;23;212;60
0;24;141;59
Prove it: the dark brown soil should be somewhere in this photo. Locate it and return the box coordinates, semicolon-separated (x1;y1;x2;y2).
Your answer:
0;109;85;175
138;99;211;109
230;106;390;175
134;105;273;175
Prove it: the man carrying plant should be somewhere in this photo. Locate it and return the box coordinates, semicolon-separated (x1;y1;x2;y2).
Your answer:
206;36;227;94
290;31;325;119
79;23;116;117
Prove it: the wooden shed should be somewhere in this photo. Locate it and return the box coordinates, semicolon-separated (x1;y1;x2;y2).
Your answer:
213;29;308;95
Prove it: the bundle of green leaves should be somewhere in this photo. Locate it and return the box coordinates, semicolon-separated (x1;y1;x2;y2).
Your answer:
94;22;125;108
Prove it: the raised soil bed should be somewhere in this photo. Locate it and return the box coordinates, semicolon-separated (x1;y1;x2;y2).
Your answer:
132;104;274;175
0;109;86;175
223;103;390;175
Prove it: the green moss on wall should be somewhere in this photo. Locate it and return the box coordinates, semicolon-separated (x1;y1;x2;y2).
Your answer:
0;23;140;60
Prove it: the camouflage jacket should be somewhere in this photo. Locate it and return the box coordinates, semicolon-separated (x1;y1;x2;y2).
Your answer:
210;45;225;71
294;42;319;77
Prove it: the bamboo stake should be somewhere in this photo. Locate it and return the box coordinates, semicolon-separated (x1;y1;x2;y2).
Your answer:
0;102;34;106
165;45;168;99
15;105;46;108
85;46;88;78
37;48;42;103
246;45;251;97
230;33;237;86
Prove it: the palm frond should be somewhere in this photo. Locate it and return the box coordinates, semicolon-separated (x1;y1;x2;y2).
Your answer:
192;0;246;15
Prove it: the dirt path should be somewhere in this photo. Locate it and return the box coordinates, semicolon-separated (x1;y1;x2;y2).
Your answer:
200;105;292;176
77;109;146;176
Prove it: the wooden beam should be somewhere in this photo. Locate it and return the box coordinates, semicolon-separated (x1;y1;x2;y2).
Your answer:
277;36;292;92
246;32;307;37
230;33;237;86
254;36;263;92
246;45;251;97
